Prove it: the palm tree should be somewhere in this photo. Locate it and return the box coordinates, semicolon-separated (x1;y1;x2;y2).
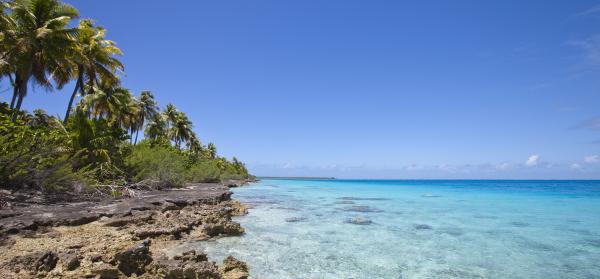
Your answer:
163;103;177;130
188;133;202;154
63;19;123;124
144;113;167;141
78;84;137;126
169;111;193;149
207;142;217;159
3;0;79;121
133;90;158;144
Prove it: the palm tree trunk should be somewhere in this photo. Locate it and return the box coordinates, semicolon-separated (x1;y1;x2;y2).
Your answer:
134;129;140;145
63;76;82;124
11;81;26;122
9;74;19;109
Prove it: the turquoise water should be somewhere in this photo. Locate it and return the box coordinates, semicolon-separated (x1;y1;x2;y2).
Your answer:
173;179;600;278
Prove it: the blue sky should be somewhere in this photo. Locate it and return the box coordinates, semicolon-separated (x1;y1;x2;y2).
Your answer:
2;0;600;179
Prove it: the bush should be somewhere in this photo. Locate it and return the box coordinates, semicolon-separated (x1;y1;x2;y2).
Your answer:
185;160;221;183
0;109;91;190
125;143;187;187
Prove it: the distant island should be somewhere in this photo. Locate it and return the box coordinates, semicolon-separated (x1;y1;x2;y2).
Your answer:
259;176;336;180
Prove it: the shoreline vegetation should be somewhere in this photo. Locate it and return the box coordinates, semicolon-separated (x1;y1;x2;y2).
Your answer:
0;0;256;278
258;176;336;180
0;0;253;195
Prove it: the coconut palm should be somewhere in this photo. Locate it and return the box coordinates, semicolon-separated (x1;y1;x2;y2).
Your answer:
78;84;138;128
132;90;158;144
3;0;79;121
169;111;193;149
63;19;123;124
207;142;217;159
144;113;167;141
188;133;202;154
163;103;177;130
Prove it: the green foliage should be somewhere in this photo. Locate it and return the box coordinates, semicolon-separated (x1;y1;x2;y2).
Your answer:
125;142;187;187
68;110;129;182
0;104;90;190
0;0;252;192
185;160;221;183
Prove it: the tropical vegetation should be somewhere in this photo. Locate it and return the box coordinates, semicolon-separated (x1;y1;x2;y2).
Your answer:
0;0;251;193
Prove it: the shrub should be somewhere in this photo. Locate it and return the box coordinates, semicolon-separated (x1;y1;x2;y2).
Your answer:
0;110;90;190
185;160;221;183
125;143;187;187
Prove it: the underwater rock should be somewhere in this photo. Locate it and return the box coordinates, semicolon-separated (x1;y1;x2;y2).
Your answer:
421;194;442;198
338;197;390;201
285;217;307;222
345;217;372;225
437;227;463;237
414;224;433;230
344;205;383;213
509;221;530;227
334;200;355;204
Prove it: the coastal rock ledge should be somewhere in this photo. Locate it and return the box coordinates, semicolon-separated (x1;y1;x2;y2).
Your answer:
0;183;250;278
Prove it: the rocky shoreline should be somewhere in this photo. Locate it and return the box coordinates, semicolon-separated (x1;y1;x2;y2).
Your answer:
0;181;253;278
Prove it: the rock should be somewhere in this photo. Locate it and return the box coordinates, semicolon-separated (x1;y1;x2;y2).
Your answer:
113;240;153;276
285;217;307;222
224;200;248;216
219;256;249;279
223;222;244;235
62;253;80;271
92;263;120;279
173;250;208;262
334;200;355;204
33;251;59;272
149;251;220;279
345;217;372;225
202;221;244;237
89;253;103;262
344;205;383;213
414;224;433;230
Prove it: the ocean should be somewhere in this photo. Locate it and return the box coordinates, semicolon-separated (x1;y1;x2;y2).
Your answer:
171;179;600;278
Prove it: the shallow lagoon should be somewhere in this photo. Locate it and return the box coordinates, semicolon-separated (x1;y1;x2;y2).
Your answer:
172;179;600;278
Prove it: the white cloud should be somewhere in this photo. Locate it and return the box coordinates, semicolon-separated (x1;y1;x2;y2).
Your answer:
584;155;599;163
571;163;582;170
525;155;540;167
496;162;510;170
576;5;600;17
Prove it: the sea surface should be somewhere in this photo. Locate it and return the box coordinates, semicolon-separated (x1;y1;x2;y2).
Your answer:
172;179;600;279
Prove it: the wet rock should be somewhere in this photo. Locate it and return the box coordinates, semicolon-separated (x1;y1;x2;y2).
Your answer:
113;240;152;276
201;221;244;237
345;217;372;225
414;224;433;230
92;263;120;279
285;217;307;222
223;200;248;216
219;256;249;279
